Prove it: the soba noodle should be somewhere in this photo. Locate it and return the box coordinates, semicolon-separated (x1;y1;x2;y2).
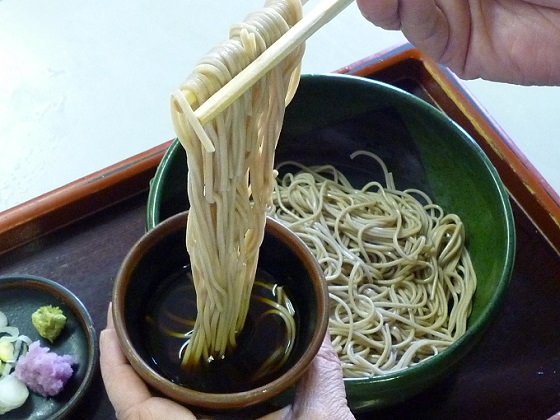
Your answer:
169;0;474;378
268;151;477;377
170;0;304;367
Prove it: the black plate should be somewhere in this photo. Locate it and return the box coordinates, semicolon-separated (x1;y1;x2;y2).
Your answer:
0;275;98;420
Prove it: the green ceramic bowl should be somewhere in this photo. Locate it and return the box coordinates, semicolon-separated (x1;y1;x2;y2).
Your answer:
146;74;515;411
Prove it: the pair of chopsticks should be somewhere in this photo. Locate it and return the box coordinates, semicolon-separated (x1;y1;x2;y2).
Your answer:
193;0;355;126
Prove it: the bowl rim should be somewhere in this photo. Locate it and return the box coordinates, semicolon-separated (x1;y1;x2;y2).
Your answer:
112;210;329;409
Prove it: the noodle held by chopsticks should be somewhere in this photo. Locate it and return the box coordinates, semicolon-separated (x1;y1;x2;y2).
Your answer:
171;0;304;367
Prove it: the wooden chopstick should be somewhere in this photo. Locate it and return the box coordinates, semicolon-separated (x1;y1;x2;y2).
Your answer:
193;0;355;125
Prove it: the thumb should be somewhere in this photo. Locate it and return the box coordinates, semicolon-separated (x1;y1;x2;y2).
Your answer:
291;334;355;419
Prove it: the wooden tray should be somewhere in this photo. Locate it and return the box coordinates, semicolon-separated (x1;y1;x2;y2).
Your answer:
1;45;559;419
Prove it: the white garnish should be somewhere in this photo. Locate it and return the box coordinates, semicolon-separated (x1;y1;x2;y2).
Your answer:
0;374;29;414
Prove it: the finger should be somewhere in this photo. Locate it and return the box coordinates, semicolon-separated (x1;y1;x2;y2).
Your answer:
356;0;401;30
99;303;153;415
394;1;452;61
524;0;560;7
357;0;471;68
257;406;291;420
372;1;448;47
291;333;354;419
106;302;115;330
356;0;446;37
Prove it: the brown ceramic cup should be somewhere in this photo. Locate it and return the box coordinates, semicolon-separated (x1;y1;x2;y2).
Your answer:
111;211;328;414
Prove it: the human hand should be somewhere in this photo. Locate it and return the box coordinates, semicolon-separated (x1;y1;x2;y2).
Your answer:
356;0;560;85
262;333;355;420
100;303;354;419
99;304;197;420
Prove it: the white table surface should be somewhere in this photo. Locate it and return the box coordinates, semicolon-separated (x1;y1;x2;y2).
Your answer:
1;0;558;213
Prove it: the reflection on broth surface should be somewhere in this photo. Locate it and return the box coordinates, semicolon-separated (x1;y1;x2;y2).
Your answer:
143;266;297;393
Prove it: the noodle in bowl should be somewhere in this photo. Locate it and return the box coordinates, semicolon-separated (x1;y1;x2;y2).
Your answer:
147;74;515;410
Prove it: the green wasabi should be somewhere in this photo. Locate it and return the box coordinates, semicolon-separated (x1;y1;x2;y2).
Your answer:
31;306;67;343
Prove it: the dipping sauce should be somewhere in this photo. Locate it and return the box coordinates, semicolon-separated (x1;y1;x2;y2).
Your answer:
143;266;297;393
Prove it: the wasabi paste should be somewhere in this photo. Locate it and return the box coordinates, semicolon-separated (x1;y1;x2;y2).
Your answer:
31;306;66;343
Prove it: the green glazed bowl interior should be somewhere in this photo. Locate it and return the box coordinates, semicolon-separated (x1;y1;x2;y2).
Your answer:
146;73;516;410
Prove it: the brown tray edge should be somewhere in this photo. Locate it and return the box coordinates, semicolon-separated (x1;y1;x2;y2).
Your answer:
0;140;172;255
337;45;560;256
0;45;558;256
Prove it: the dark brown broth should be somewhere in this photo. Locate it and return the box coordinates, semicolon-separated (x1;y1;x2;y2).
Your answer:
143;265;297;393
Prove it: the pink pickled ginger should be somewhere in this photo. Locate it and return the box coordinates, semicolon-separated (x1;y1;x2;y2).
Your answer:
14;341;74;397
